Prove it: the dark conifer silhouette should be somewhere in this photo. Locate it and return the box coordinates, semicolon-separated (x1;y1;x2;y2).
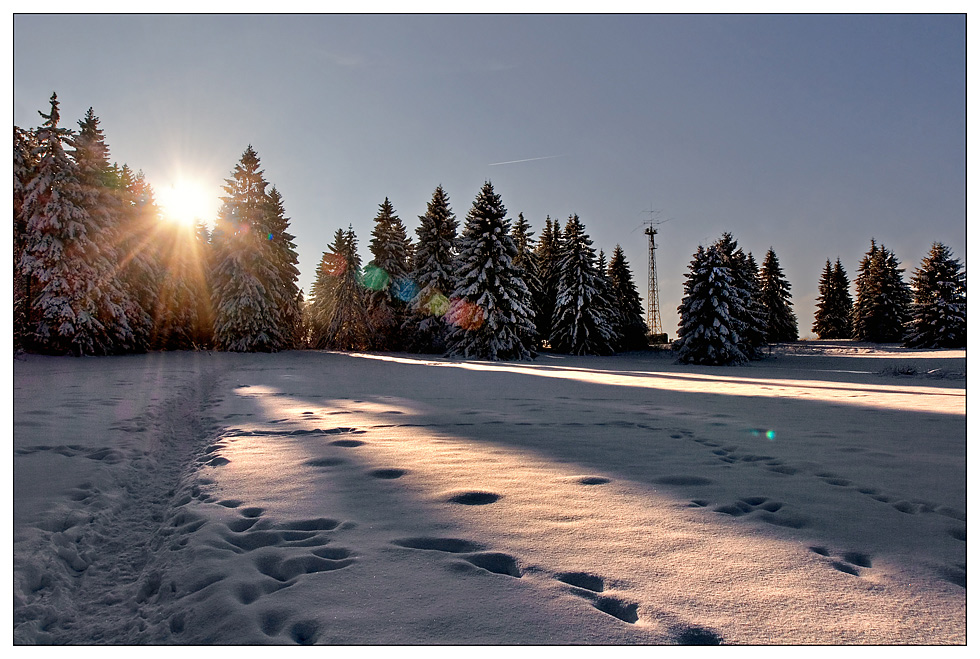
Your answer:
758;247;798;342
904;242;965;348
812;258;853;339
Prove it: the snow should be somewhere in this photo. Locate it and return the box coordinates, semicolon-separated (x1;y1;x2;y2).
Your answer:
12;342;966;645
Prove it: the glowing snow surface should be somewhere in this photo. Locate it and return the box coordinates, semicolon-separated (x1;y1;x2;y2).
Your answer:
12;343;966;644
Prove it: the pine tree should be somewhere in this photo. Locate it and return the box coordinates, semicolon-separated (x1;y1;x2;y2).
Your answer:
511;212;543;348
404;185;458;353
307;228;347;349
13;126;38;350
758;247;798;342
365;197;413;350
114;166;161;351
19;94;117;355
446;181;536;361
326;226;372;350
210;146;284;352
264;186;302;349
607;244;649;351
72;107;145;353
533;215;562;347
904;242;966;348
714;233;766;358
852;239;911;343
812;258;853;339
550;214;618;355
675;243;747;365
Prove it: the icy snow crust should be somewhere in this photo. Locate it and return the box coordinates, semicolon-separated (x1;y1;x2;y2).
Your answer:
12;343;965;644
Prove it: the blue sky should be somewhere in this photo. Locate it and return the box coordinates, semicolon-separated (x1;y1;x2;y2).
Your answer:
13;13;966;338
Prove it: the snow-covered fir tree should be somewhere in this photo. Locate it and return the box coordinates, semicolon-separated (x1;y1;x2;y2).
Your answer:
365;197;413;350
404;185;458;353
326;227;372;351
812;258;853;339
13;126;38;350
210;146;286;352
852;239;911;343
758;247;798;342
511;212;544;347
533;216;562;347
714;233;767;359
904;242;966;348
264;186;302;349
72;107;145;353
307;228;347;349
445;181;536;361
550;214;619;355
19;94;121;355
607;244;649;351
675;243;747;365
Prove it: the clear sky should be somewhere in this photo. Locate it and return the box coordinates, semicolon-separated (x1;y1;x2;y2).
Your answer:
13;13;966;339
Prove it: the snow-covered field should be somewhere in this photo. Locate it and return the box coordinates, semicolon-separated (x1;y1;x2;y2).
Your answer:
12;342;966;645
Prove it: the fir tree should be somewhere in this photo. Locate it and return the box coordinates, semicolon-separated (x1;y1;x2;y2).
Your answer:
852;239;911;343
365;197;413;350
210;146;284;352
511;212;543;348
19;94;116;355
405;185;458;353
446;181;536;361
758;247;798;342
675;243;747;365
72;107;143;353
533;215;562;347
307;228;347;349
904;242;966;348
13;126;38;350
607;244;649;351
714;233;766;358
812;258;853;339
550;214;618;355
326;227;372;350
264;186;302;349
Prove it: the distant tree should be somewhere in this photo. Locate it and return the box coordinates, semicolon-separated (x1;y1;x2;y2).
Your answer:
852;239;911;343
550;214;618;355
446;181;536;361
758;247;798;342
307;228;348;349
265;186;302;349
675;243;747;365
210;145;285;352
365;197;413;350
326;226;372;351
404;185;458;353
533;215;562;347
904;242;966;348
812;258;853;339
18;94;119;355
607;244;648;351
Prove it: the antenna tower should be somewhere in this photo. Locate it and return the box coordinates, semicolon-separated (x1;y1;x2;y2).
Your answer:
642;210;667;338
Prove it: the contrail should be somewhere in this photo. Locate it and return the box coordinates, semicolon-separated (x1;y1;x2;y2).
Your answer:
488;155;564;166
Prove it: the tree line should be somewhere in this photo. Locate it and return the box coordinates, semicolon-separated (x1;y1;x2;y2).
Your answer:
675;233;965;365
14;93;964;363
13;94;647;360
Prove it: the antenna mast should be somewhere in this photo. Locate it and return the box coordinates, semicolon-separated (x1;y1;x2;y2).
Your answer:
642;208;668;340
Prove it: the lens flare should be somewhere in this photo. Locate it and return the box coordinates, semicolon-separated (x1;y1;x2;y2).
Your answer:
748;428;777;441
447;298;486;331
360;265;390;291
425;292;450;317
392;277;419;303
321;253;347;277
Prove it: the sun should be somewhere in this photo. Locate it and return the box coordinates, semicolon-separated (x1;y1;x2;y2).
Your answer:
156;178;215;227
